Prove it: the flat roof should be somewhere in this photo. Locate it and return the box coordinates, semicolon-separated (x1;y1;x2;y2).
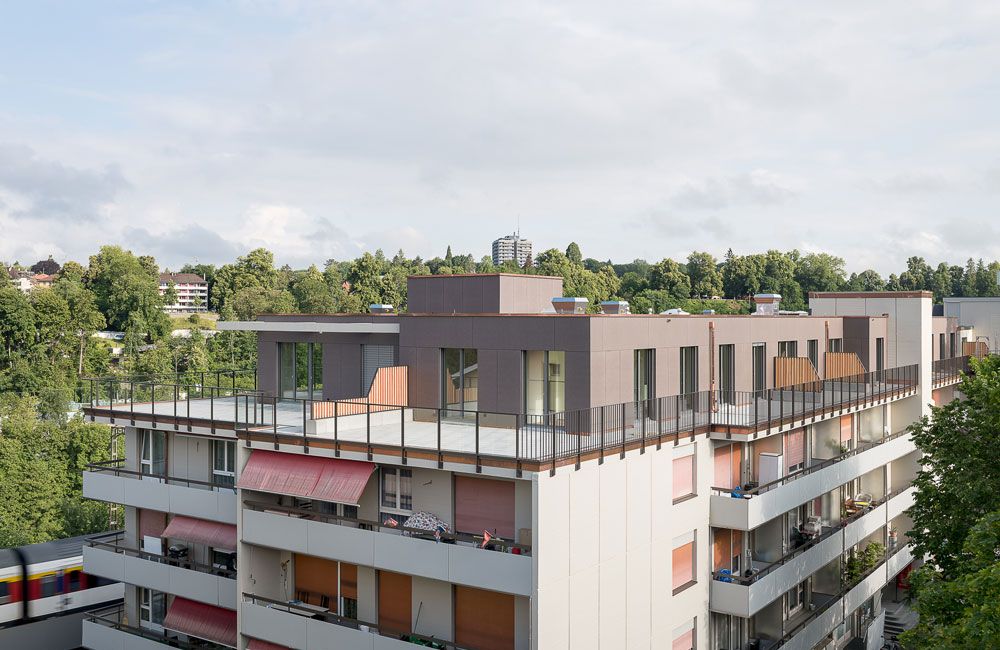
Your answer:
407;273;563;280
809;291;933;299
943;296;1000;302
217;321;400;333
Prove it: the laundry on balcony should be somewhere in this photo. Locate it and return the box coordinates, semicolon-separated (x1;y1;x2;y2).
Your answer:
162;515;237;552
163;596;237;648
237;449;375;505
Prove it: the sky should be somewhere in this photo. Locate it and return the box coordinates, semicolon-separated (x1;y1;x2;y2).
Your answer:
2;1;1000;274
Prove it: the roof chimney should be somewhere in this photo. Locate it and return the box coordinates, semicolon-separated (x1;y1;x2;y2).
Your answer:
369;304;395;314
552;297;589;314
753;294;781;316
599;300;630;315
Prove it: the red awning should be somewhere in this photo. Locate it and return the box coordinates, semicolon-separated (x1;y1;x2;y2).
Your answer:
162;515;237;552
248;640;290;650
237;450;375;505
163;597;237;648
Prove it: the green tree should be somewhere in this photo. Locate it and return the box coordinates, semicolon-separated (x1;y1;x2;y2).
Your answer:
686;251;723;298
291;266;336;313
847;269;885;292
85;245;169;337
794;253;846;294
722;250;766;298
900;256;933;291
0;286;35;361
566;242;583;264
212;248;281;314
647;258;691;300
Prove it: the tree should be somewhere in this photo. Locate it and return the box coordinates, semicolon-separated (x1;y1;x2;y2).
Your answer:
908;355;1000;578
212;248;281;314
0;287;34;362
722;251;766;298
760;250;804;310
290;266;336;313
85;245;169;336
900;256;933;291
566;242;583;264
795;253;846;294
647;258;691;300
686;251;723;298
847;269;885;292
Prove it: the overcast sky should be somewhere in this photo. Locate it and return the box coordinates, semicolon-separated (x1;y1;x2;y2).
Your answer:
2;1;999;274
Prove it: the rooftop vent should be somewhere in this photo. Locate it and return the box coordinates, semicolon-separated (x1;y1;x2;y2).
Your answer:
369;304;395;314
753;293;781;316
552;297;589;314
600;300;630;315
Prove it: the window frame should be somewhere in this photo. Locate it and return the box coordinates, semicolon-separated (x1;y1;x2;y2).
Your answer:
807;339;819;371
212;439;236;488
778;340;798;358
718;344;735;404
139;587;166;631
752;343;766;395
380;467;413;525
140;430;165;477
524;350;566;415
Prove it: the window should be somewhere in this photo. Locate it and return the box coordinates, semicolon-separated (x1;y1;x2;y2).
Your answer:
443;349;478;414
718;344;735;404
828;338;843;353
949;332;956;358
525;351;565;415
140;430;165;476
67;570;82;592
362;344;397;394
212;440;235;488
787;581;807;614
0;581;9;605
807;340;819;370
778;340;798;358
672;618;696;650
634;349;655;403
40;574;58;598
672;531;697;593
672;444;696;502
939;333;946;360
876;338;885;373
752;343;766;395
139;588;166;630
278;342;324;399
380;467;412;525
679;346;698;409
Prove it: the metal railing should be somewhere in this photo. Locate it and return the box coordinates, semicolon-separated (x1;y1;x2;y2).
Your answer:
243;592;472;649
85;459;237;492
84;604;230;649
243;500;531;555
86;531;236;579
709;429;912;499
712;487;908;586
932;355;970;386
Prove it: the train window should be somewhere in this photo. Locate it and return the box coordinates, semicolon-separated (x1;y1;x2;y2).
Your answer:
40;575;58;598
68;570;82;592
0;581;10;604
89;574;116;588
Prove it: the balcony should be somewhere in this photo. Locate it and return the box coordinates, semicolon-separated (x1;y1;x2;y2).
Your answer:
711;487;914;618
710;432;915;530
932;355;970;388
241;593;470;650
84;533;237;610
83;605;230;650
84;460;237;525
242;501;532;597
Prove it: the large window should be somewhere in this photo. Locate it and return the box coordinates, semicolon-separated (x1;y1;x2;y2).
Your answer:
778;340;798;358
139;588;166;631
673;444;696;502
212;439;235;488
876;338;885;372
752;343;766;395
634;349;655;403
939;333;946;360
807;339;819;370
525;351;565;415
949;332;956;358
443;349;478;414
278;342;323;399
718;344;735;404
140;430;165;476
380;467;412;526
672;531;697;594
679;346;698;410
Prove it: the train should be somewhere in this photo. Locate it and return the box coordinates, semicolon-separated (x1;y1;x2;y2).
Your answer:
0;532;123;627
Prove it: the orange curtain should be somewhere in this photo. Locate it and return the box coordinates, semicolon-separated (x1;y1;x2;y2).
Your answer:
672;542;694;589
378;571;412;635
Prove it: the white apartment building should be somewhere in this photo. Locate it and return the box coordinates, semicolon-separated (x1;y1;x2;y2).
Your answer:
491;233;532;268
159;273;210;313
78;277;968;650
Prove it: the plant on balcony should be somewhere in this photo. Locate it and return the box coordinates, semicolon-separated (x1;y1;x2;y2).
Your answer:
843;541;885;586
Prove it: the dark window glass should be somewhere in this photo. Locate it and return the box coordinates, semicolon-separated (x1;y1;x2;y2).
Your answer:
679;347;698;408
752;343;766;394
807;340;819;370
634;349;655;402
876;338;885;372
719;345;735;404
778;341;798;358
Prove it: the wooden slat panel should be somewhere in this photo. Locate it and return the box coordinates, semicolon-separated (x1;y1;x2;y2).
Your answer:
824;352;867;379
774;357;820;388
312;366;408;418
964;341;989;358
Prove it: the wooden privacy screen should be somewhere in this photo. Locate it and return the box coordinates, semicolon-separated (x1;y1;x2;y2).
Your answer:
311;366;408;418
964;341;989;358
825;352;867;379
774;357;821;389
454;586;515;650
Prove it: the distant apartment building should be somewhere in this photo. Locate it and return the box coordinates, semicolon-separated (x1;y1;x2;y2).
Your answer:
158;273;209;313
79;275;981;650
491;232;532;267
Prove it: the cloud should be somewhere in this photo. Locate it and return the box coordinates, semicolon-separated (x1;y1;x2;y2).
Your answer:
120;225;244;268
0;143;129;222
669;170;797;210
868;172;955;194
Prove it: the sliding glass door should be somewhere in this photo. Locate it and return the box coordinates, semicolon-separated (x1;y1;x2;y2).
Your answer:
278;342;323;399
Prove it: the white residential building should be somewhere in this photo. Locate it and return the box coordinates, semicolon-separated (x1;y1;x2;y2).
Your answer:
159;273;209;313
491;233;532;267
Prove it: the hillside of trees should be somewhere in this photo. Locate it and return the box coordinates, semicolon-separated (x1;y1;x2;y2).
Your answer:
2;243;999;547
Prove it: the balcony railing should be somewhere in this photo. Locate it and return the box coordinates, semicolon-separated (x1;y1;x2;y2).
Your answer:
243;500;531;555
84;604;230;649
243;592;474;649
86;459;237;492
712;487;907;586
932;355;970;387
87;531;236;580
709;429;912;499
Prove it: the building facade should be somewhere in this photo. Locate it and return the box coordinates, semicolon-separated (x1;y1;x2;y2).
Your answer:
491;233;532;268
80;276;969;650
159;273;210;312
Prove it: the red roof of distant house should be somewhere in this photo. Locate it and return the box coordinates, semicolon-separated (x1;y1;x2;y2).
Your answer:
159;272;207;284
32;274;54;282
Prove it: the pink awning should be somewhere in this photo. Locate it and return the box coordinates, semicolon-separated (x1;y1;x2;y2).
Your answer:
162;515;237;552
248;640;290;650
163;597;237;648
237;450;375;505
